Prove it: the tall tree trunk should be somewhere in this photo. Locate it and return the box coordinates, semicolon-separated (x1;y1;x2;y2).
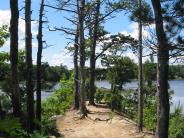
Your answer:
151;0;170;137
137;0;143;132
78;0;87;117
36;0;45;130
73;24;79;110
0;101;4;119
25;0;35;132
10;0;22;118
89;0;100;105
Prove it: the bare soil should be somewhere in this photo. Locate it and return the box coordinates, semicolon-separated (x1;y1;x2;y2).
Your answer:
56;103;155;138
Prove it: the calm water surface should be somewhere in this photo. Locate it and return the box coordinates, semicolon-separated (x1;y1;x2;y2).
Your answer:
1;80;183;113
38;83;60;100
95;80;184;114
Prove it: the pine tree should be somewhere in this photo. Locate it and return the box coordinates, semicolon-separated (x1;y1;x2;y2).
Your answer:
137;0;143;132
89;0;100;105
78;0;87;117
10;0;22;118
25;0;35;132
151;0;170;137
36;0;45;130
73;23;80;110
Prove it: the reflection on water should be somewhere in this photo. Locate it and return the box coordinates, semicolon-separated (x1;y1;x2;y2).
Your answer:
35;83;60;100
95;80;184;114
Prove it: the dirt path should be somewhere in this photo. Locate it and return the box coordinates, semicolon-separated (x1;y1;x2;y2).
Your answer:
56;104;154;138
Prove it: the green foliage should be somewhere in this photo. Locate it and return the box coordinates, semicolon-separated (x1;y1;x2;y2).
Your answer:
95;68;107;80
169;65;184;79
95;88;123;111
143;99;157;131
96;84;157;130
161;0;184;61
42;63;70;82
110;91;122;111
140;85;174;132
121;89;137;117
95;89;105;103
102;87;122;111
143;84;157;105
0;50;70;115
169;105;184;138
30;132;49;138
42;79;73;120
129;1;154;25
103;91;111;104
0;25;10;96
0;118;27;138
84;78;97;100
0;93;11;112
103;56;135;90
112;1;153;25
0;24;9;47
85;78;90;99
0;118;21;134
41;120;60;137
143;60;156;86
0;52;9;63
41;79;73;137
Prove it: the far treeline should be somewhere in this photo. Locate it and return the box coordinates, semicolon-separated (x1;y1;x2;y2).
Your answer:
94;64;184;81
0;0;184;138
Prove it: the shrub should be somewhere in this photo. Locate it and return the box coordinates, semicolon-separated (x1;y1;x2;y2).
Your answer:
42;79;73;120
30;131;49;138
41;79;73;137
0;118;27;138
104;88;122;111
85;79;97;100
95;88;105;103
169;105;184;138
121;89;137;118
143;99;157;131
85;78;90;99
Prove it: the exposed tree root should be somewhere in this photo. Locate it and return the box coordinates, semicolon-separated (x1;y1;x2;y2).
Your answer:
94;118;111;122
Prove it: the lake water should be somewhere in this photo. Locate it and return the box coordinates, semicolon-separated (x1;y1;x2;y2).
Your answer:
95;80;184;114
37;83;60;100
0;83;60;101
1;80;183;113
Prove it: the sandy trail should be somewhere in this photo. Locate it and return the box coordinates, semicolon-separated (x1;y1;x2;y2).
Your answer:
56;104;154;138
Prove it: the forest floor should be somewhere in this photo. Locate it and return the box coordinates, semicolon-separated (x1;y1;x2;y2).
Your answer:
56;103;154;138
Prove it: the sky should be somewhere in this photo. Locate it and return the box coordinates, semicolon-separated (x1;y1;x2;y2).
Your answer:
0;0;152;69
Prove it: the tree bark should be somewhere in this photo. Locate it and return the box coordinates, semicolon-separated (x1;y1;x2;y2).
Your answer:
78;0;87;117
151;0;170;137
25;0;35;132
0;101;4;119
73;24;79;110
10;0;22;118
89;0;100;105
36;0;45;130
137;0;143;132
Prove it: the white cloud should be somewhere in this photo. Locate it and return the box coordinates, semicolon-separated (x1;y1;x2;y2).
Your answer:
125;52;138;63
120;31;129;36
47;47;104;69
128;22;151;40
119;23;157;63
0;10;10;25
125;51;151;63
49;49;74;69
0;10;38;51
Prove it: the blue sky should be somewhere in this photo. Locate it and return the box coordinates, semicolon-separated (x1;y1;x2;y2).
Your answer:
0;0;147;68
